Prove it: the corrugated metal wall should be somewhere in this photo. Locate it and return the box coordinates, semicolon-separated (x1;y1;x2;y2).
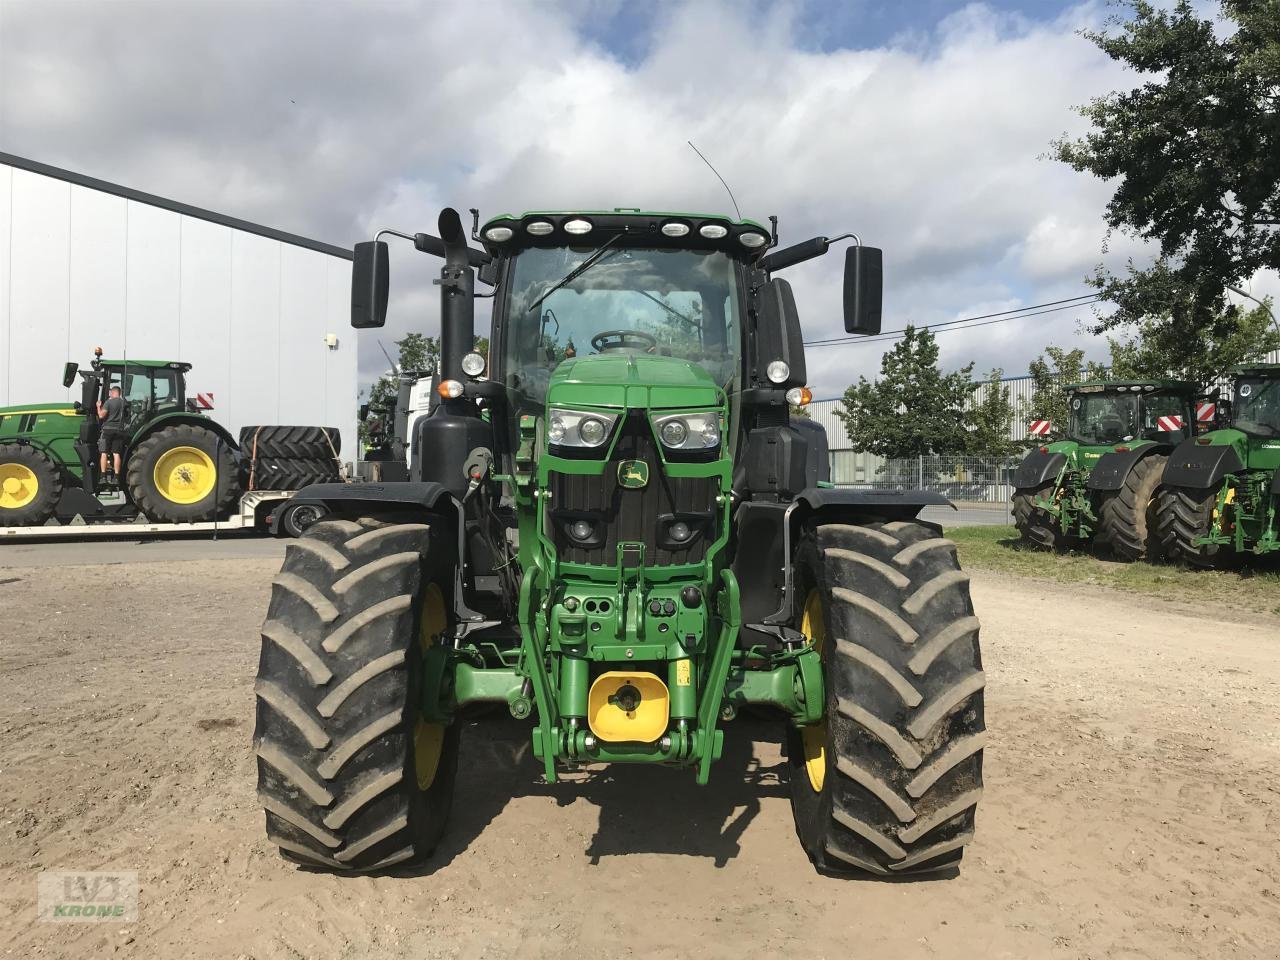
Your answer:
0;161;357;458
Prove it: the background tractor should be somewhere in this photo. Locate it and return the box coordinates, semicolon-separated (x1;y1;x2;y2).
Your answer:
0;352;242;526
1011;380;1197;559
0;351;344;531
253;207;986;877
1156;364;1280;566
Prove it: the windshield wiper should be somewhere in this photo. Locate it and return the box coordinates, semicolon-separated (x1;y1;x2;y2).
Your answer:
526;235;624;314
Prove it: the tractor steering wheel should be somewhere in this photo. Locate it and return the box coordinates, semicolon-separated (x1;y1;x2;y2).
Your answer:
591;330;658;353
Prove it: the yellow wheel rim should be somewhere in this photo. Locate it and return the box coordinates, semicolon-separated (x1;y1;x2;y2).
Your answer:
414;583;447;790
0;463;39;510
152;446;216;504
799;588;827;792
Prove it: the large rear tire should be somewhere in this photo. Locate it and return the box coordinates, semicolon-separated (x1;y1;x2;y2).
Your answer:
1095;453;1166;562
254;517;459;871
127;423;241;523
0;444;62;527
1155;484;1226;568
1012;482;1064;549
787;520;985;876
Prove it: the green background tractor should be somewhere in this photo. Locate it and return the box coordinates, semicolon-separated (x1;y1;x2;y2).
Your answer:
1157;364;1280;566
1011;380;1197;559
0;351;240;527
252;207;986;877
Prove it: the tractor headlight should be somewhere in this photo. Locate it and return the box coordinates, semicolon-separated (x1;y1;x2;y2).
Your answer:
461;352;486;377
653;412;721;452
766;360;790;384
547;408;619;451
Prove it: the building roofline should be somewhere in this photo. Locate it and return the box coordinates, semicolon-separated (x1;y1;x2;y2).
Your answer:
0;150;353;261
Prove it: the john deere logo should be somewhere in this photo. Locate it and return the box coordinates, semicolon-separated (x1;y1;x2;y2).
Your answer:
618;460;649;489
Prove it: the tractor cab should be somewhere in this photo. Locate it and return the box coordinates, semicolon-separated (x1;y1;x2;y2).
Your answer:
77;355;192;425
1065;381;1196;448
1230;364;1280;441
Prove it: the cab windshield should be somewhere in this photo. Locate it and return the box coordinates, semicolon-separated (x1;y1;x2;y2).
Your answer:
1068;393;1139;444
501;246;741;405
1234;377;1280;437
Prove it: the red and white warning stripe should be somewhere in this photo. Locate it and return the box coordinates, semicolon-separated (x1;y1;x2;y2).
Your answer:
194;392;215;410
1196;401;1216;422
1156;414;1184;432
1028;420;1052;437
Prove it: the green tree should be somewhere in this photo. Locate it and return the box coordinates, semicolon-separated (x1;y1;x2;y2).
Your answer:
836;326;975;458
1021;346;1109;439
1103;298;1277;383
1054;1;1280;368
965;369;1019;457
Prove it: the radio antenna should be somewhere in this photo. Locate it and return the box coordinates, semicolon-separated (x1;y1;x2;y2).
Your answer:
687;140;742;220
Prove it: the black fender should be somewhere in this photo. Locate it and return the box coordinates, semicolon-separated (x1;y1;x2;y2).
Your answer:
1086;445;1167;492
731;486;952;652
1162;441;1245;490
269;481;452;534
794;486;953;513
1013;449;1066;490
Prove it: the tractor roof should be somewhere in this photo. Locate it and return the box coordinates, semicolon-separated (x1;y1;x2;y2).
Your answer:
1065;379;1197;393
98;359;192;372
1230;362;1280;376
478;209;772;260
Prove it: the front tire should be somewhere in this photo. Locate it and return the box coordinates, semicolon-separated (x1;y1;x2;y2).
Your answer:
0;444;62;527
1095;454;1166;562
1156;485;1225;568
787;520;985;876
1012;482;1064;549
254;517;459;871
127;423;241;522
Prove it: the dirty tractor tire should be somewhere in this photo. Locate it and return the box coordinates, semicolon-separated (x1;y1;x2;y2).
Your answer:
254;517;459;871
1156;485;1226;569
0;443;62;527
787;520;985;876
1095;453;1166;562
126;423;241;523
1012;482;1064;550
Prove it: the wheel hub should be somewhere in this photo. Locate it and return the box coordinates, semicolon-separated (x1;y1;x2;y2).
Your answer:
0;464;39;510
152;446;217;504
799;588;827;792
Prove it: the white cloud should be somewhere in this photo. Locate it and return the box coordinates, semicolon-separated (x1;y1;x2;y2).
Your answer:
1;0;1190;393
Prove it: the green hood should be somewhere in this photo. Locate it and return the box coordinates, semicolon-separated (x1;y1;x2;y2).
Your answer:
547;354;722;410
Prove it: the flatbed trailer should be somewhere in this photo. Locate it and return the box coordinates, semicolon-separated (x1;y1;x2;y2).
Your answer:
0;490;294;540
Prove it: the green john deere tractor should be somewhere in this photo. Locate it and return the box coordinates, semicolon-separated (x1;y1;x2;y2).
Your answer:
1156;364;1280;566
0;351;240;527
1011;380;1197;559
253;208;985;877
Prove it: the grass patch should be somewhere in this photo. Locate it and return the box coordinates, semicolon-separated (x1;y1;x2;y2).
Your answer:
948;525;1280;617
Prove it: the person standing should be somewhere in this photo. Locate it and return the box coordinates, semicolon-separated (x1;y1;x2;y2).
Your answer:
96;385;129;479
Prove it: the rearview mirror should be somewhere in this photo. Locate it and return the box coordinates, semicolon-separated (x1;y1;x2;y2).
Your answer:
351;241;389;329
843;245;882;335
62;362;79;388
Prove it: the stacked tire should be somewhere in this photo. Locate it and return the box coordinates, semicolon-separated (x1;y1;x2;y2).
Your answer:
241;426;342;492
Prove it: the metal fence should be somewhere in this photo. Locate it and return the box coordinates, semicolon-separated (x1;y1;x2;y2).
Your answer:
831;455;1020;525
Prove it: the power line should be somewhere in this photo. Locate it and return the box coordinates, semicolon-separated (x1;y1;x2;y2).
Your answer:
803;294;1101;348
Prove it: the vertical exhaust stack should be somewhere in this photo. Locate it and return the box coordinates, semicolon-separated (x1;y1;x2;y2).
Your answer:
436;208;475;385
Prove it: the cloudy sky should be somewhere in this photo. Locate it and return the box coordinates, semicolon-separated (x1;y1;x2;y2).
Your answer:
1;0;1272;397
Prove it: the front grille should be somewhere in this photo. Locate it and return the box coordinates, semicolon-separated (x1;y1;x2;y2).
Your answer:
549;416;718;566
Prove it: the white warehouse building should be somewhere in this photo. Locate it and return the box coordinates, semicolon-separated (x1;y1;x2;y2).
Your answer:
0;152;357;458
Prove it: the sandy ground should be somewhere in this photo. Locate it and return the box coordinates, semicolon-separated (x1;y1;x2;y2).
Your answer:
0;550;1277;960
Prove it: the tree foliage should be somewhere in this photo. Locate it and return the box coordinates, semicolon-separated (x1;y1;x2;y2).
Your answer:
1054;0;1280;371
966;369;1020;457
836;326;976;458
1104;298;1277;382
1021;346;1109;438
